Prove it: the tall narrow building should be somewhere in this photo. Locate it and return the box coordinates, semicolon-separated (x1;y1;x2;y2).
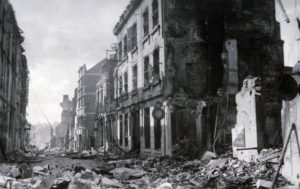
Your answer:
75;60;107;151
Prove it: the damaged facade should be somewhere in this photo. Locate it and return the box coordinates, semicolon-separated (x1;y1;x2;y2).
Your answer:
74;60;109;151
0;0;29;158
94;57;118;150
106;0;284;156
52;95;74;149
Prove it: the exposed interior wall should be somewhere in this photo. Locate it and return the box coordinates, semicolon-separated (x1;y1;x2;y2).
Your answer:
163;0;284;154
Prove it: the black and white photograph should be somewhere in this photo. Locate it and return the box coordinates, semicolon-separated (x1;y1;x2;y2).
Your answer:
0;0;300;188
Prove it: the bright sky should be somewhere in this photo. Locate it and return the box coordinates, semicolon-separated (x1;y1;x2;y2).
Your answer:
9;0;300;125
10;0;130;124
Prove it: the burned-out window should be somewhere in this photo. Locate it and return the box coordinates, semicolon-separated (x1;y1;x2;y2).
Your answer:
123;35;128;56
152;0;159;27
143;8;149;36
119;76;123;96
124;72;128;93
128;23;137;51
118;41;122;60
144;56;150;86
153;48;160;77
132;65;138;90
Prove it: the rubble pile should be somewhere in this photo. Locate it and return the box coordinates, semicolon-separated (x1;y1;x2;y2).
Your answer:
0;149;292;189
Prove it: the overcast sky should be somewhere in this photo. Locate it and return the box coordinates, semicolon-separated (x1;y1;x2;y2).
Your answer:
10;0;130;124
9;0;299;125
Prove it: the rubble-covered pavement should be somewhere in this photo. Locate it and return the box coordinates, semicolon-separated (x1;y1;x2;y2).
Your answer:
0;149;294;189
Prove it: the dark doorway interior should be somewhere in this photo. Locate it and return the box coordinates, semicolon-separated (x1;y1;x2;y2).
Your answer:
144;108;150;149
154;119;161;149
132;111;140;150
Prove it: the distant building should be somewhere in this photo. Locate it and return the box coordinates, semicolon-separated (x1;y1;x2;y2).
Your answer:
55;95;73;149
70;88;77;150
0;0;29;157
94;57;118;151
75;60;107;151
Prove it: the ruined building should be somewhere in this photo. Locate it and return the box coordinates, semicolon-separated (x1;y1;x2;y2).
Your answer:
74;60;107;151
0;0;29;159
54;95;73;149
109;0;284;156
94;57;118;150
70;88;77;150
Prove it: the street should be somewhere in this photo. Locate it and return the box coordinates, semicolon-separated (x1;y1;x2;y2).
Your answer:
0;149;291;189
1;0;300;188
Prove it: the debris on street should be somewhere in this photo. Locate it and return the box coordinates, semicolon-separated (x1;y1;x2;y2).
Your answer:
0;149;293;189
